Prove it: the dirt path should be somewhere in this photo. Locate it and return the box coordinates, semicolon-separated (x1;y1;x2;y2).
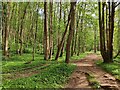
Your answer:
65;54;120;89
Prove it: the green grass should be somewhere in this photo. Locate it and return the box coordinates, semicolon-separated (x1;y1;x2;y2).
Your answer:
2;51;88;89
85;73;101;89
70;53;88;61
2;63;76;88
2;54;48;73
114;55;120;62
2;52;87;73
96;57;120;80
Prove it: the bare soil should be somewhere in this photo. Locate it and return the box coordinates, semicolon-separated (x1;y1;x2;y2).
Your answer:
65;54;120;90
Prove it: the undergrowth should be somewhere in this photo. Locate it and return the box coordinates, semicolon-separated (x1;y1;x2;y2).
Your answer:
2;63;76;88
85;73;101;89
2;52;87;89
96;57;120;81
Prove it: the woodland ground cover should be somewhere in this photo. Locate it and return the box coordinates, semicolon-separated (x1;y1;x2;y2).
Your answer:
96;56;120;81
2;51;87;88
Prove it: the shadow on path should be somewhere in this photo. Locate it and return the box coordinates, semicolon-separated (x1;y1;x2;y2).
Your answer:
65;54;120;90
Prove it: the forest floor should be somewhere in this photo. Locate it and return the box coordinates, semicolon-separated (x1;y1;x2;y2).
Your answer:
65;54;120;90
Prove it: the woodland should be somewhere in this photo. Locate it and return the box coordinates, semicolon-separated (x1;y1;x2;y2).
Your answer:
1;0;120;89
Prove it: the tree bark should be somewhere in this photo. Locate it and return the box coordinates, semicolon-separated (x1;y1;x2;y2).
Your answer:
55;4;72;60
49;1;53;60
3;3;9;57
44;2;49;60
94;27;97;53
57;1;62;51
32;4;39;61
65;1;76;64
98;1;115;63
19;3;29;55
60;3;66;57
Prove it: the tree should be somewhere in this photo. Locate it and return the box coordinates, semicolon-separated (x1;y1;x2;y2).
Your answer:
19;3;29;55
65;1;76;63
49;1;53;60
55;3;72;61
2;3;9;57
60;4;66;57
114;5;120;58
44;1;49;60
32;3;39;61
98;1;116;63
94;26;97;53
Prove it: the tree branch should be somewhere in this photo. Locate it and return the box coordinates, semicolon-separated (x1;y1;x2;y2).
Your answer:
114;2;120;8
114;50;120;59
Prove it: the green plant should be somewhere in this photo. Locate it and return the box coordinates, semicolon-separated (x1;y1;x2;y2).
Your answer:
2;63;76;88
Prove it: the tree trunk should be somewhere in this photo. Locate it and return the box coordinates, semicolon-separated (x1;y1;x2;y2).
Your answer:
94;27;97;53
76;8;81;56
57;1;62;51
55;4;72;60
15;3;20;54
65;1;76;64
98;1;115;63
60;4;66;57
3;3;9;57
71;29;75;56
60;42;64;57
32;4;39;61
19;3;29;55
109;2;115;62
44;2;49;60
49;1;53;60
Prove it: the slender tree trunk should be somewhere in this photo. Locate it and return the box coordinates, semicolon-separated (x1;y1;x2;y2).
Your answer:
2;2;4;53
80;18;83;53
65;2;76;64
94;27;97;53
60;42;64;57
98;1;104;60
57;2;62;50
76;9;81;56
49;1;53;60
15;3;20;54
3;3;9;57
60;4;66;57
32;4;39;61
109;2;115;61
71;29;75;56
7;3;15;53
102;2;106;52
77;33;80;56
55;5;72;60
44;2;49;60
106;4;109;53
80;4;86;53
19;3;29;55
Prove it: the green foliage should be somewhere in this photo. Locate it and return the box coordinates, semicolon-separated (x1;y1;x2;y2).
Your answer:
2;63;76;88
96;58;120;80
114;56;120;62
70;53;87;61
2;52;86;74
86;73;101;89
2;53;81;88
2;54;47;73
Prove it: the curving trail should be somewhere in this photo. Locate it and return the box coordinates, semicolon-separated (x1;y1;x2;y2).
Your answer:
65;54;120;90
